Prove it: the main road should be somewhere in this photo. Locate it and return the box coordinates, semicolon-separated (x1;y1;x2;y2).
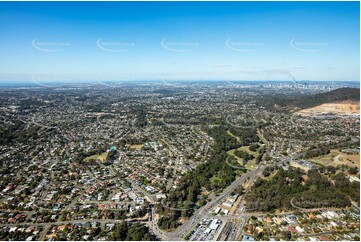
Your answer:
165;162;264;240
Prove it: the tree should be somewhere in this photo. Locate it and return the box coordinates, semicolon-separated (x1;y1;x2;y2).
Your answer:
282;231;292;240
125;223;155;241
249;143;260;152
112;222;128;240
349;167;358;175
262;169;271;177
245;167;356;212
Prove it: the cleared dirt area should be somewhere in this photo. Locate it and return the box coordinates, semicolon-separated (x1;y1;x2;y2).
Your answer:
296;102;360;115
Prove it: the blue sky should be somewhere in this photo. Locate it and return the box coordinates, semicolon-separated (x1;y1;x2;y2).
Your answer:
0;1;359;82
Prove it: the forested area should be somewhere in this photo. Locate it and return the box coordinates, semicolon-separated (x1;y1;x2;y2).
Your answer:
135;111;147;127
246;168;360;212
228;126;259;146
249;143;260;152
302;147;330;159
111;222;156;241
0;121;41;145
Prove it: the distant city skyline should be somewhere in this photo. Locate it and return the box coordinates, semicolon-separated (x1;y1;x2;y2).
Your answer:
0;1;359;82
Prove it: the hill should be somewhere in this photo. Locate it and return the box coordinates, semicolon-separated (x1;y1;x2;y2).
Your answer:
259;87;360;109
295;87;360;108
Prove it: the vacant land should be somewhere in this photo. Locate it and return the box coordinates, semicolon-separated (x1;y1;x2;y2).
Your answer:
309;149;360;168
297;102;360;115
126;144;143;150
84;152;108;162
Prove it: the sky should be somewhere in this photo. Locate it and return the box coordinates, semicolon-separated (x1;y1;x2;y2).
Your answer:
0;1;359;83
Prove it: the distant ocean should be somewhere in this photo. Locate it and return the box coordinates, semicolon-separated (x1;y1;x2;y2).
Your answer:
0;82;37;87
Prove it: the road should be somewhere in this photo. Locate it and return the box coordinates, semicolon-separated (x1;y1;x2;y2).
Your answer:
38;224;51;241
162;138;179;191
0;216;149;227
165;162;263;240
126;178;155;203
149;205;169;240
125;178;168;240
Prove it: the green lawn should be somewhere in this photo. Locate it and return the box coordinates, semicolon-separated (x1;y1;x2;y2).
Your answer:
256;130;267;144
210;175;222;183
226;129;264;171
227;130;240;142
227;145;260;171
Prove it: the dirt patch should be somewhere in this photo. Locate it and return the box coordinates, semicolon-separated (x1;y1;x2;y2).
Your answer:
179;217;188;224
296;102;360;115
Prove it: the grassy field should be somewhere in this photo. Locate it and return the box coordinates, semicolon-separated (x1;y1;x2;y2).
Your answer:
257;130;267;144
226;130;265;171
227;149;241;161
244;159;257;170
238;145;260;157
310;149;360;168
210;175;222;184
84;152;108;162
227;146;259;171
227;130;240;142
